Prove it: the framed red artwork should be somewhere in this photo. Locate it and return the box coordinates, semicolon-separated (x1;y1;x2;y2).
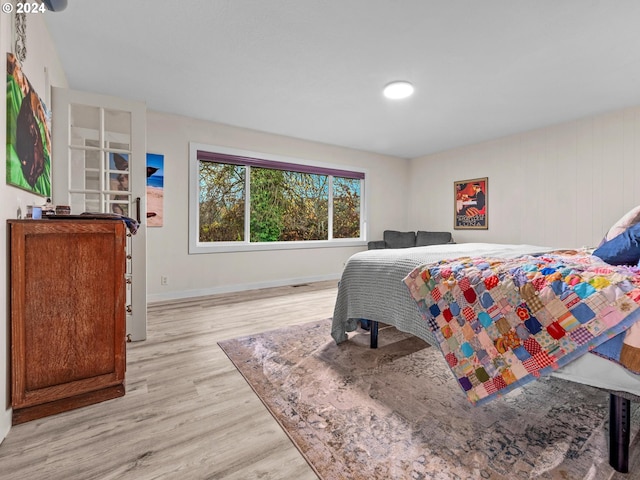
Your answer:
454;177;487;230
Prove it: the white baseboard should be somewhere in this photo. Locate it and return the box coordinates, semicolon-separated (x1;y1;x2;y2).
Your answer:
147;272;341;304
0;409;11;445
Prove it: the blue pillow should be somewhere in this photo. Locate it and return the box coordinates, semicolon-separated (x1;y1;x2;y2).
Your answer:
593;222;640;265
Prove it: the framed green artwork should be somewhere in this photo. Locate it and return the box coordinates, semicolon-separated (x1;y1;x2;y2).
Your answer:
6;53;51;196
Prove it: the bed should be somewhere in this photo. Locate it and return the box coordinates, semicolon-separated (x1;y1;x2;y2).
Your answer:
331;242;640;473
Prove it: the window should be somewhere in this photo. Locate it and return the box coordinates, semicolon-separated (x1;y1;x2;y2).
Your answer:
189;143;367;253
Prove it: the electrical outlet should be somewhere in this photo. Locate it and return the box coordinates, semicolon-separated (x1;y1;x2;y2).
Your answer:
161;276;168;285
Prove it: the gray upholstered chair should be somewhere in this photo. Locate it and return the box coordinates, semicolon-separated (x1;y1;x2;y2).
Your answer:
416;230;454;246
367;230;453;250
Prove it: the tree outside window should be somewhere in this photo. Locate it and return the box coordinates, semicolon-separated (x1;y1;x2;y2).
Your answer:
197;151;363;245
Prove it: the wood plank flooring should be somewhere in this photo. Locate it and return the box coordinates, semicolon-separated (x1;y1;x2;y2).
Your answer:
0;281;338;480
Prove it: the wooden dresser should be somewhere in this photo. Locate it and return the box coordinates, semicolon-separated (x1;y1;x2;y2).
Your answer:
8;219;127;424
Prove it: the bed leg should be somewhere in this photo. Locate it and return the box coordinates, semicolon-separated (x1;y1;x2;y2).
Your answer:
609;393;630;473
370;321;378;349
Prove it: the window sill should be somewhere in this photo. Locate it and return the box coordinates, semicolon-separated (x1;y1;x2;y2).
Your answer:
189;239;367;254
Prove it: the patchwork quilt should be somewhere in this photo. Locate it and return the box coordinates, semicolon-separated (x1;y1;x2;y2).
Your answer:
403;253;640;405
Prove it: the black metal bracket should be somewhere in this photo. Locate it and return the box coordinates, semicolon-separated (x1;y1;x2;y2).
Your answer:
370;320;378;349
609;393;631;473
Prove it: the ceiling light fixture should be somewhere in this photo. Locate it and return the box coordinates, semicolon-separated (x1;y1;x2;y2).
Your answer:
383;81;414;99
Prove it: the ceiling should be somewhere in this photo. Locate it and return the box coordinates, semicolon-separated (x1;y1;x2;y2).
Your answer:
43;0;640;159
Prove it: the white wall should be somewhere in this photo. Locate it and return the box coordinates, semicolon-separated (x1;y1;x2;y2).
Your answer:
146;112;410;301
409;107;640;249
0;12;68;443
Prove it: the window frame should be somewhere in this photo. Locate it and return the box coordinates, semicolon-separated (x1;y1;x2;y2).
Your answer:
189;142;368;254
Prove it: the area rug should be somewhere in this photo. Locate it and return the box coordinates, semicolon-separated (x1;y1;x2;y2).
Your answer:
218;319;640;480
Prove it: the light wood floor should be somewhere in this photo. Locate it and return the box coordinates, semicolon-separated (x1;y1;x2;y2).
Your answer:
0;281;338;480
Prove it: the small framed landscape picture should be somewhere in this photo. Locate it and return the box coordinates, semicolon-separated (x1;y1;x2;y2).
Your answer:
454;177;488;230
146;153;164;227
